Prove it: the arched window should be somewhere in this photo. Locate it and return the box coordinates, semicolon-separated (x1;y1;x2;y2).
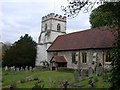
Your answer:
57;23;61;31
106;50;111;62
45;24;47;31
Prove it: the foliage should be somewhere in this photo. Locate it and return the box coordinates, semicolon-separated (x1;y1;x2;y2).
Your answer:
90;2;120;89
111;30;120;89
1;42;11;61
32;82;44;89
2;69;110;88
90;2;120;28
2;34;37;67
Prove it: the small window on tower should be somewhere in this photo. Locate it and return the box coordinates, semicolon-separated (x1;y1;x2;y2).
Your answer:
45;24;47;31
57;23;61;31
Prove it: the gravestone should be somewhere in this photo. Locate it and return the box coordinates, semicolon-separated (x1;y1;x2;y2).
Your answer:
16;68;19;72
5;66;8;71
5;66;8;74
99;66;103;75
13;66;15;71
73;70;79;82
96;66;103;76
81;69;86;78
29;66;32;71
96;66;99;76
25;66;28;72
88;67;93;77
20;67;23;71
11;66;15;75
33;67;36;71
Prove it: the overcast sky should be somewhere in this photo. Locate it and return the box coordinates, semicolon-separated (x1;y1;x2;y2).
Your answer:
0;0;94;43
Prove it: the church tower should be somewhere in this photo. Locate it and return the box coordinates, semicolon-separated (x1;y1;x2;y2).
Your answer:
36;13;66;66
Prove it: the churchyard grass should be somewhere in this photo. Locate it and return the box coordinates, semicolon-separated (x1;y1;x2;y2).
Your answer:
2;69;110;88
2;69;34;86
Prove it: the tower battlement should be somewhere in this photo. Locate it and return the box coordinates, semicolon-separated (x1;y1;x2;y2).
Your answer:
42;13;66;22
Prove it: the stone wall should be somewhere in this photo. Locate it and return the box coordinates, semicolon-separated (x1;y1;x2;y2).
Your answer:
48;49;105;69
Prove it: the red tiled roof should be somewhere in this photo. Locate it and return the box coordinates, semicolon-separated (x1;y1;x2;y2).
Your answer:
51;56;67;63
48;26;116;52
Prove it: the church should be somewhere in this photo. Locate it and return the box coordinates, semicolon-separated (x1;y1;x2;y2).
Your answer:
35;13;115;70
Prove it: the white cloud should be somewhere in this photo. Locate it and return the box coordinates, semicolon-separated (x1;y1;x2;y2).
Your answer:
1;0;91;43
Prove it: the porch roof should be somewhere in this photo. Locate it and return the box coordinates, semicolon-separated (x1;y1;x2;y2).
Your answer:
51;56;67;63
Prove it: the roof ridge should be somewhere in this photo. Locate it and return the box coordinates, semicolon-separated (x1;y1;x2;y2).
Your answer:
58;26;110;38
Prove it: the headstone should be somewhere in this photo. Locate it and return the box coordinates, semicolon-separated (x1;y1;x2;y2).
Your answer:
96;66;103;76
25;66;28;72
29;66;32;71
81;69;86;78
20;67;23;71
88;67;93;77
11;66;15;75
13;66;15;71
33;67;36;71
73;70;79;82
5;66;8;71
99;66;103;75
96;66;99;76
16;68;19;72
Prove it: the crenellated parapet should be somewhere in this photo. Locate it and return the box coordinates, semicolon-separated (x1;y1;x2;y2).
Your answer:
42;13;66;22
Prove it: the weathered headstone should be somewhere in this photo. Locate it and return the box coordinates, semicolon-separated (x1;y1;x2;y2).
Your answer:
11;66;15;75
5;66;8;71
13;66;15;71
20;67;23;71
29;66;32;71
88;67;93;77
33;67;36;71
96;66;99;76
16;68;19;72
73;70;79;82
25;66;28;72
99;66;103;75
5;66;8;74
81;69;86;78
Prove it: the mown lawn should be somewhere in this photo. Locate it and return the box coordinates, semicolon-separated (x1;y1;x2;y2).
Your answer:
2;69;110;88
2;70;34;86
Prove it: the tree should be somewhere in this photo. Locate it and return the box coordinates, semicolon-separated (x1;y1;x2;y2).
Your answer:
62;1;120;89
89;2;120;89
2;42;11;59
89;2;116;28
3;34;37;68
